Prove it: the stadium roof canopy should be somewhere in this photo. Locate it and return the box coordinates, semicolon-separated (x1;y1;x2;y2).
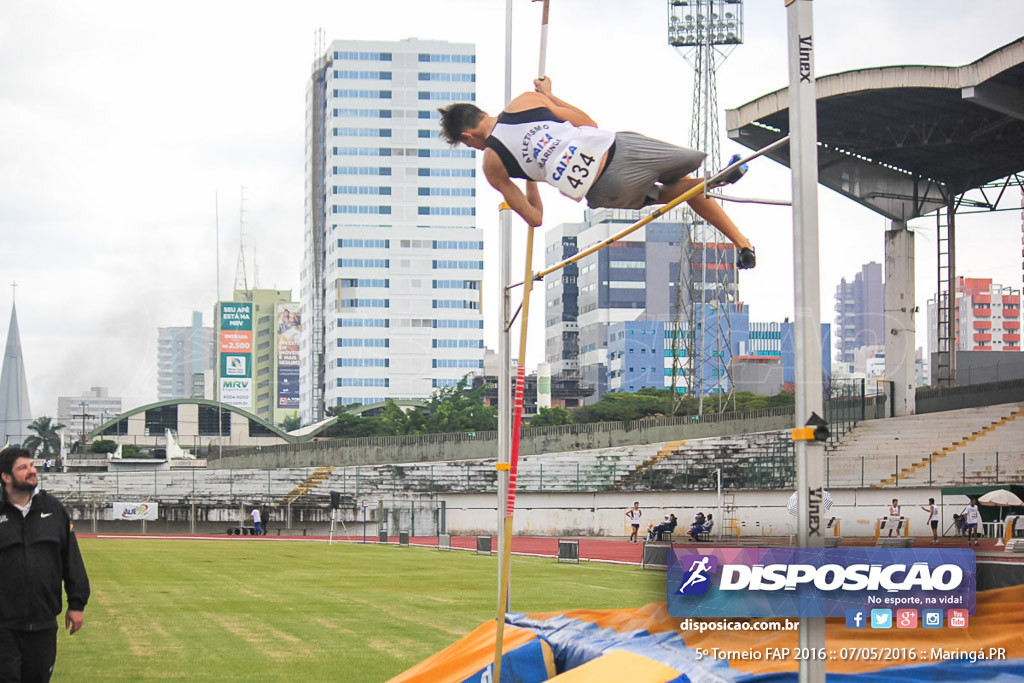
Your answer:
726;38;1024;221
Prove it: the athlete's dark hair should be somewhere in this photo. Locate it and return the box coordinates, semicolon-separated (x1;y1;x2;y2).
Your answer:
437;103;485;145
0;446;32;477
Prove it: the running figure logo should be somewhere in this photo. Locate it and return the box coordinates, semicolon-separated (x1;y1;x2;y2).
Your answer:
676;555;718;596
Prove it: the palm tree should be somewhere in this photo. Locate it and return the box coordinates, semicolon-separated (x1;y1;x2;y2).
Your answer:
23;416;66;458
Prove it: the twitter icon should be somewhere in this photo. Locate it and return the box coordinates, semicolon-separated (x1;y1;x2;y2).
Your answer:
870;609;892;629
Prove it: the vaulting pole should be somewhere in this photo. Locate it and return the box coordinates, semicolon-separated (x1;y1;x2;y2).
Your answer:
534;137;788;280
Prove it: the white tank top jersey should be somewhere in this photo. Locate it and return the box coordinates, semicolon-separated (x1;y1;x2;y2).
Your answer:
928;505;939;523
965;506;980;524
486;107;615;200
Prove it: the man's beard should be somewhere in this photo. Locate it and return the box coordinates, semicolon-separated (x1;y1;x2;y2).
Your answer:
9;473;37;492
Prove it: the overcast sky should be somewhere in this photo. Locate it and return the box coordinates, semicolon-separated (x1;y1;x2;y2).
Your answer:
2;1;1022;417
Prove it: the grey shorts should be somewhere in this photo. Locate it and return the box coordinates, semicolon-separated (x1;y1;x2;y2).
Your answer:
586;132;706;209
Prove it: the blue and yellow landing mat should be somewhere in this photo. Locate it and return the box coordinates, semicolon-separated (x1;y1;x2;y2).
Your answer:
389;584;1024;682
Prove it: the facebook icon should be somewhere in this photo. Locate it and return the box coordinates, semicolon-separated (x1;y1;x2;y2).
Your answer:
845;609;867;629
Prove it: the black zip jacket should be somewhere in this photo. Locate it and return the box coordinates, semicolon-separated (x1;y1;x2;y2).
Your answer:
0;489;90;631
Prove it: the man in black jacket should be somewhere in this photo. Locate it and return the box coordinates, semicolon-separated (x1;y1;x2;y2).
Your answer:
0;447;90;682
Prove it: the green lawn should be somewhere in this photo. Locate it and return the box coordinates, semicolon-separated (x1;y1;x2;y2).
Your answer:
55;538;665;682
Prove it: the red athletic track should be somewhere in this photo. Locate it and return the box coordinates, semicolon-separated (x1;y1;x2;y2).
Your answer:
78;533;1024;566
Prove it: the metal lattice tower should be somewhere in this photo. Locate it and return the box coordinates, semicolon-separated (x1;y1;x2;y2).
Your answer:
667;0;743;413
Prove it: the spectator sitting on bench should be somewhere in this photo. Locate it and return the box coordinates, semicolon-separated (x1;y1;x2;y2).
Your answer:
648;514;678;541
688;512;706;541
689;513;714;542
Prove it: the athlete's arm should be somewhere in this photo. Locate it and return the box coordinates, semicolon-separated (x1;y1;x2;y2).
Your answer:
532;77;598;128
483;150;543;227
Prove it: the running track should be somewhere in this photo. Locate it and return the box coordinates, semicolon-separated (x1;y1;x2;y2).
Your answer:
80;532;1023;567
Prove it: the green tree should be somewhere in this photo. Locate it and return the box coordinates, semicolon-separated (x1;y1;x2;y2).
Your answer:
423;376;496;433
87;439;118;454
377;400;412;435
528;406;573;427
322;411;383;438
279;412;301;432
23;416;65;458
571;391;669;423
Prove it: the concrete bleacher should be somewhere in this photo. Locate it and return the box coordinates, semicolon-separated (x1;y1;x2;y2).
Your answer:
827;403;1020;460
39;468;321;505
623;431;795;491
823;402;1024;487
317;443;660;499
35;403;1024;507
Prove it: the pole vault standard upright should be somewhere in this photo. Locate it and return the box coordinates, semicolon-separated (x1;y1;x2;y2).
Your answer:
494;2;549;680
786;1;826;682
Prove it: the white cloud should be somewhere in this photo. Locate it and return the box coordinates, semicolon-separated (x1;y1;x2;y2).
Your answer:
1;0;1021;416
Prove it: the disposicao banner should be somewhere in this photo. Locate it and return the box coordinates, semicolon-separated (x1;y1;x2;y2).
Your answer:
667;547;976;618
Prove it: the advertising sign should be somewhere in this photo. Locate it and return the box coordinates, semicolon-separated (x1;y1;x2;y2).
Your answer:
537;362;552;410
219;378;253;406
276;303;301;409
112;502;158;521
667;547;976;618
218;302;253;408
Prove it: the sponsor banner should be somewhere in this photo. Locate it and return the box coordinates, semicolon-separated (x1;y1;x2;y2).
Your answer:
276;304;300;409
220;378;252;408
278;366;299;408
667;547;975;618
219;330;252;353
220;354;250;378
537;362;551;410
112;502;158;521
219;302;252;330
218;301;253;408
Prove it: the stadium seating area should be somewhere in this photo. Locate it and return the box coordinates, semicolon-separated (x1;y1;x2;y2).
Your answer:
825;402;1024;487
37;403;1024;516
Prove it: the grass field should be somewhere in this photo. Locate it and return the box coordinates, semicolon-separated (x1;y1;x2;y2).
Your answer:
54;538;665;682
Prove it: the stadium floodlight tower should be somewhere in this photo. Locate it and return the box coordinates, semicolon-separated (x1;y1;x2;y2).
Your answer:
667;0;744;413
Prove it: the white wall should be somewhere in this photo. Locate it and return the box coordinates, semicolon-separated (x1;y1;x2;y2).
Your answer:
440;486;953;539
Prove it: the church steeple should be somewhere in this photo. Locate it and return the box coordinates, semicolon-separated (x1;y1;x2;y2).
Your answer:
1;287;33;446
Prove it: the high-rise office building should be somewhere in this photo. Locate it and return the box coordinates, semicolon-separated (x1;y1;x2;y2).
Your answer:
301;38;484;422
157;311;215;401
549;208;737;401
833;262;884;368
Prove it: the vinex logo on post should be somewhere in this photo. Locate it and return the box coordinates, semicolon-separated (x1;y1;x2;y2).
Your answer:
667;548;975;619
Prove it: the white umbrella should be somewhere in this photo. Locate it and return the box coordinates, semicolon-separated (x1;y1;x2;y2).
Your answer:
787;491;833;516
978;489;1024;507
978;490;1023;545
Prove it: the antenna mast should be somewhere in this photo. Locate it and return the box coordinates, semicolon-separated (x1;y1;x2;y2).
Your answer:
667;0;744;414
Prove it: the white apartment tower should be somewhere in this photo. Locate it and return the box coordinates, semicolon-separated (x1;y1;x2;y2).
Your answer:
301;39;483;422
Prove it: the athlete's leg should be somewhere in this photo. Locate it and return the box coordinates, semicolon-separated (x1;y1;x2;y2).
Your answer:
656;177;752;251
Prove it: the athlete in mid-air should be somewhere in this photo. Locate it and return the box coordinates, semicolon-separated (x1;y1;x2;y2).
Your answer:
439;76;756;269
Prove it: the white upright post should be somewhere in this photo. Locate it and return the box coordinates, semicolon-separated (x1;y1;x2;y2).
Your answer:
884;223;916;416
496;0;514;615
786;1;826;681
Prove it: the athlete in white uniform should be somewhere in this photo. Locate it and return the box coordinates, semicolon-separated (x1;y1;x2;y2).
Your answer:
439;77;756;269
921;498;940;544
962;499;981;546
